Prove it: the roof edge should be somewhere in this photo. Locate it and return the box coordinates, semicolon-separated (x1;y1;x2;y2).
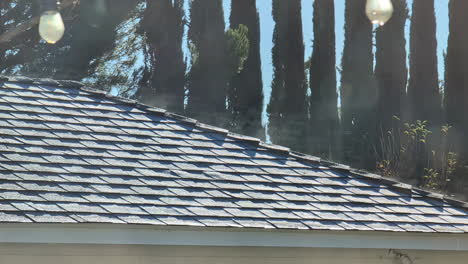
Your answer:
1;75;467;210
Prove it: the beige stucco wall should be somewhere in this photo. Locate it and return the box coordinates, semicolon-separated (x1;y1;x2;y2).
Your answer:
0;244;466;264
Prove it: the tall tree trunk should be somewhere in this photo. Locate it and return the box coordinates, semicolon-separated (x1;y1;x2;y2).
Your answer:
186;0;227;127
229;0;264;140
136;0;185;114
407;0;441;124
375;0;408;133
267;0;308;153
446;0;468;155
309;0;339;159
340;0;375;168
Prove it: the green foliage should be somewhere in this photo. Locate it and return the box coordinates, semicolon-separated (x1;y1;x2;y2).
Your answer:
376;117;459;192
423;125;458;191
225;24;249;76
402;120;431;144
423;167;440;190
423;151;457;191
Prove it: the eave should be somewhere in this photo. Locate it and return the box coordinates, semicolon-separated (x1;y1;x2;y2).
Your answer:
0;223;467;251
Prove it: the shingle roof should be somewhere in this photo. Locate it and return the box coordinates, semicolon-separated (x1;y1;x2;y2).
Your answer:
0;76;467;233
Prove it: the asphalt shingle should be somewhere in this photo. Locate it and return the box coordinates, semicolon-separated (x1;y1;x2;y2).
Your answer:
0;78;466;233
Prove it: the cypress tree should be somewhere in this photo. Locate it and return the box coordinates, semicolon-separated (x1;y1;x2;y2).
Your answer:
229;0;264;140
445;0;468;154
136;0;185;113
340;0;375;168
186;0;227;126
309;0;339;158
375;0;408;133
267;0;308;153
407;0;441;124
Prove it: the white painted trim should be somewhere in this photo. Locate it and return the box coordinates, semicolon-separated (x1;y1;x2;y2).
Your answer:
0;224;466;251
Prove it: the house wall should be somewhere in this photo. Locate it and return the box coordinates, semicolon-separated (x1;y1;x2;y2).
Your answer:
0;244;466;264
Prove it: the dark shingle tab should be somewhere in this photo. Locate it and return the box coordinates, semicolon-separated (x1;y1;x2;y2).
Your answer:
0;78;466;233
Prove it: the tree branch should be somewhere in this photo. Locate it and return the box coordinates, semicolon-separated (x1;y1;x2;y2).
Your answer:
0;0;78;44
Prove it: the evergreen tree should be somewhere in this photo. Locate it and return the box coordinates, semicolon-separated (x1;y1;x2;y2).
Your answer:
84;2;148;96
0;1;9;70
340;0;375;168
0;1;39;73
136;0;185;113
0;1;80;77
0;0;18;71
406;1;442;187
407;0;441;124
229;0;264;140
375;0;408;133
55;0;138;80
309;0;339;158
186;0;228;126
445;0;468;198
268;0;308;153
445;0;468;155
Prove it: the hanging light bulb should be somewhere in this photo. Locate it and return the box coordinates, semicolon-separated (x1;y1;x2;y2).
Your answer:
38;0;65;44
365;0;394;26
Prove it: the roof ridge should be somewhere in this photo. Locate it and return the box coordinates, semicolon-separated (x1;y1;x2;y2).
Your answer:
1;75;467;210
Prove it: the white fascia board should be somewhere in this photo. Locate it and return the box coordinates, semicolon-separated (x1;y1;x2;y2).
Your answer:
0;224;467;251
